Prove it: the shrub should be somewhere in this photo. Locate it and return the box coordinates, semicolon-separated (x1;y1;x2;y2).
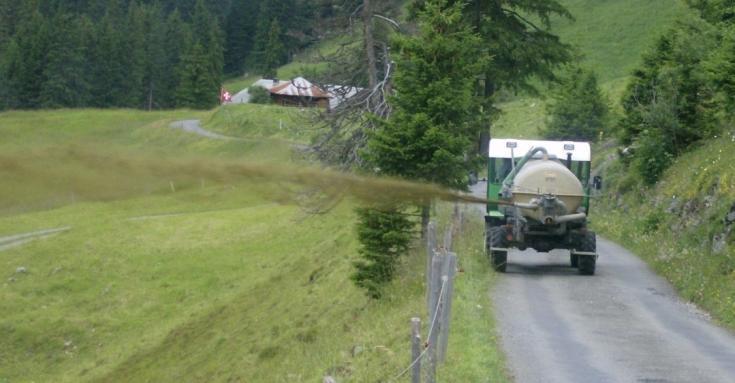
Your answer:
352;205;414;299
248;86;271;104
543;66;608;142
642;209;666;234
634;129;675;185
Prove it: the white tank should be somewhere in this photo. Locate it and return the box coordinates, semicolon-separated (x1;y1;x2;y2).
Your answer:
511;158;585;221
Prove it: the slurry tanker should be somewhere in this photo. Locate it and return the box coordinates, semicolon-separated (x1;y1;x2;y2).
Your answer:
484;139;602;275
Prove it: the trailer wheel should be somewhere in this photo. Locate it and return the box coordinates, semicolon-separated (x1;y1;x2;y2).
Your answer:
487;226;508;273
578;231;597;275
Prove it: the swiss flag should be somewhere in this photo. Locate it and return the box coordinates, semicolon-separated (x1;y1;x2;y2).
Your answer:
220;87;232;104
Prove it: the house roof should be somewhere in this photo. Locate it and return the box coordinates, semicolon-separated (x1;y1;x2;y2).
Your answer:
252;79;278;89
269;77;332;99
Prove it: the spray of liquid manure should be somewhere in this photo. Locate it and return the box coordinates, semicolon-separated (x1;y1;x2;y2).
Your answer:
0;146;489;214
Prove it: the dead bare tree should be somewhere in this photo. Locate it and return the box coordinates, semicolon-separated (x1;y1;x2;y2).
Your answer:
308;0;404;169
363;0;378;90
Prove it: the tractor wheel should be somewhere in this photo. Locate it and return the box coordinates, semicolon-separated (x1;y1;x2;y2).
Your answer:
570;253;579;268
578;231;597;275
487;226;508;273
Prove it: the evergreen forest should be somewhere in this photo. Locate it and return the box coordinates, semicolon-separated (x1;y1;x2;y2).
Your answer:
0;0;358;110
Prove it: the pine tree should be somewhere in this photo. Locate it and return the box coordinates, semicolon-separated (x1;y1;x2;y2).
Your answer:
250;6;272;76
366;0;487;190
180;0;223;107
90;6;129;107
223;0;258;75
191;0;224;74
352;0;488;296
0;38;16;109
0;0;21;48
176;42;218;109
2;7;49;108
161;10;191;108
543;66;608;142
352;205;414;299
262;19;285;78
409;0;573;152
120;0;146;108
40;13;91;108
253;0;307;62
620;15;719;184
686;0;735;24
139;3;167;110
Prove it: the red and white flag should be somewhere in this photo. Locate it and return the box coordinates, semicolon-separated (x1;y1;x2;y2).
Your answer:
220;87;232;104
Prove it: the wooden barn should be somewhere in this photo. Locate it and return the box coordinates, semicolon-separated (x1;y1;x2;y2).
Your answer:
269;77;332;109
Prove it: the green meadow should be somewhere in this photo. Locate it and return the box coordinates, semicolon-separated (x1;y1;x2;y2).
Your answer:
0;104;507;382
495;0;689;137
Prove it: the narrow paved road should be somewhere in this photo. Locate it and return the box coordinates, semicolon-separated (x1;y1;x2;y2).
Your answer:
169;120;239;140
471;181;735;383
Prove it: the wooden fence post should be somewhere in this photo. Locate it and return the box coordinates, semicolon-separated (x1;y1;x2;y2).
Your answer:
428;253;443;323
443;222;453;252
411;317;422;383
426;276;446;383
438;253;457;362
424;217;460;381
425;221;436;315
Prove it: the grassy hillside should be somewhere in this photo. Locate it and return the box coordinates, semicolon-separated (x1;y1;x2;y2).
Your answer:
551;0;688;84
594;134;735;328
494;0;690;138
0;105;507;382
224;0;689;134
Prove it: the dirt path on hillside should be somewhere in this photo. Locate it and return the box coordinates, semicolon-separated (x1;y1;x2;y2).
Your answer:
0;227;71;251
169;120;240;140
471;181;735;383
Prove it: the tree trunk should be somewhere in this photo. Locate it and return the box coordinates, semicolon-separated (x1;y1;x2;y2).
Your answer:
479;131;489;155
147;82;154;111
363;0;378;90
484;77;496;138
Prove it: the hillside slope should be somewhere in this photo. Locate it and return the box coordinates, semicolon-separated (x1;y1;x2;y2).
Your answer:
551;0;688;84
494;0;689;138
594;134;735;328
0;106;507;382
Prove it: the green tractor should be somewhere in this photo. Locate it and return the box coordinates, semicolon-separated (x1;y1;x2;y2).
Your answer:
484;139;602;275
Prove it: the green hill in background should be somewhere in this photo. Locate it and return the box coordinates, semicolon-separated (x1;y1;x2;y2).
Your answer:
552;0;688;84
494;0;690;138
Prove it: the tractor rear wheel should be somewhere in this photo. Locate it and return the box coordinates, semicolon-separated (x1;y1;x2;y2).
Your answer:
487;226;508;273
578;231;597;275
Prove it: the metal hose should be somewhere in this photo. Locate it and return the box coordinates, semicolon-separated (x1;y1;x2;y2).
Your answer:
502;146;549;192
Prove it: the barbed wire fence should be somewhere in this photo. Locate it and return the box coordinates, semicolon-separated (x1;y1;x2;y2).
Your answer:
321;205;464;383
392;204;463;383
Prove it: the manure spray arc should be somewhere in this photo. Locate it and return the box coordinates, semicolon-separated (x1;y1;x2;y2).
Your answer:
484;139;601;275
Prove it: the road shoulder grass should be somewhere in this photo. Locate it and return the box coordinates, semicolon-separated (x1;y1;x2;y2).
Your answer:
438;205;510;382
